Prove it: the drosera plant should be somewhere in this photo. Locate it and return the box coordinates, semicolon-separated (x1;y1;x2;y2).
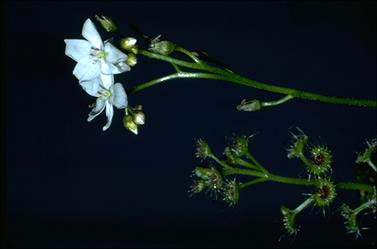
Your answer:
188;130;377;239
64;15;377;243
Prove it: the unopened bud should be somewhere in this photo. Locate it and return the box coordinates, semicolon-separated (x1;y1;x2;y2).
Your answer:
123;115;138;135
126;53;137;66
222;179;240;206
130;46;139;55
149;40;176;55
120;37;137;51
195;139;212;159
237;99;262;112
133;111;145;125
95;15;117;32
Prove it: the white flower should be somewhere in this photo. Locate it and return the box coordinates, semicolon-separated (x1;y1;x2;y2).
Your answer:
64;18;130;81
80;73;128;131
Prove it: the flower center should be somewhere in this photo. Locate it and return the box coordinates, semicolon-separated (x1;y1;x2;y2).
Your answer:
89;48;107;63
98;88;112;100
96;50;107;59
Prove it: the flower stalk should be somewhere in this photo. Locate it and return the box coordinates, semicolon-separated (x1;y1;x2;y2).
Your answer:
135;49;376;108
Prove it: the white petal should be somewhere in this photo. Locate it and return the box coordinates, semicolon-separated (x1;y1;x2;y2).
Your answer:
100;60;127;75
79;77;102;97
99;72;114;89
102;101;114;131
64;39;92;62
73;57;101;81
100;60;115;74
87;98;106;122
104;42;127;64
110;83;128;109
82;18;103;49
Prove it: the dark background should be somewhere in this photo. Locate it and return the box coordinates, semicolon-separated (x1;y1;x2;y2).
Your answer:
3;1;377;248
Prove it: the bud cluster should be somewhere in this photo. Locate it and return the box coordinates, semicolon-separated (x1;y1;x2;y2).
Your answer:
123;105;146;135
190;166;223;195
287;129;333;178
223;135;251;164
120;37;138;66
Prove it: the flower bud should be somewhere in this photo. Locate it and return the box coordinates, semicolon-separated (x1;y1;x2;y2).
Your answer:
356;139;377;172
193;166;223;191
307;145;332;176
222;179;240;206
236;99;262;112
281;206;298;235
312;179;336;207
123;115;138;135
195;138;212;159
340;204;360;236
189;180;206;196
95;15;117;32
134;105;143;111
120;37;137;51
223;147;238;165
149;40;176;55
133;111;145;125
287;129;308;159
194;166;211;180
231;135;250;157
130;46;139;55
126;53;137;67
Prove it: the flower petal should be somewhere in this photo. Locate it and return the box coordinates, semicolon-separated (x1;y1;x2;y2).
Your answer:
104;42;127;64
87;98;106;122
64;39;91;62
99;72;114;89
103;42;131;74
110;83;128;109
82;18;103;49
100;59;130;75
73;56;101;81
102;101;114;131
79;77;102;97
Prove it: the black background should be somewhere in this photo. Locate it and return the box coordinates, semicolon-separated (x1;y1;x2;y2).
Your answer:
4;1;377;248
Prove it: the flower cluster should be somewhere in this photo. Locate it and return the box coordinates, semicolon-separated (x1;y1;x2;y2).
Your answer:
287;128;333;178
64;18;138;132
189;166;223;198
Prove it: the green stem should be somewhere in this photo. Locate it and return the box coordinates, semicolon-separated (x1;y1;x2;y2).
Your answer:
354;199;376;215
210;154;233;170
245;152;269;174
261;95;294;107
299;153;314;169
235;158;260;171
367;160;377;173
139;50;377;108
170;63;181;72
175;46;201;63
295;197;314;213
223;167;374;192
240;178;268;189
128;72;223;94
